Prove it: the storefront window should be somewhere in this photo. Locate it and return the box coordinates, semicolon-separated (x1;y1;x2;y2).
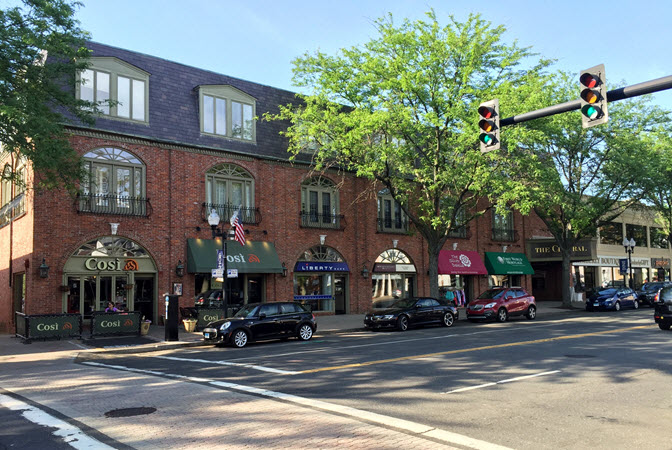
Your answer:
371;249;416;308
293;245;347;312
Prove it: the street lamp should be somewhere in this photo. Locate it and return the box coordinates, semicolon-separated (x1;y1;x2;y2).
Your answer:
623;237;636;289
208;209;233;316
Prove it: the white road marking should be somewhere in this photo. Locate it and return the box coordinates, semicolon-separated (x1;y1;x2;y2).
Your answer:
443;370;562;394
152;355;299;375
0;393;114;449
82;361;512;450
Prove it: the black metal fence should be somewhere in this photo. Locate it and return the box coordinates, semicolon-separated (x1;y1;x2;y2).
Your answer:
76;193;152;217
15;312;82;342
300;211;346;230
90;311;142;337
202;203;261;225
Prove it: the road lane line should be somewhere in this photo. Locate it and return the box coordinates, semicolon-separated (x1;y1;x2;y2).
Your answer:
298;325;651;374
443;370;562;394
80;361;511;450
0;393;114;449
152;355;299;375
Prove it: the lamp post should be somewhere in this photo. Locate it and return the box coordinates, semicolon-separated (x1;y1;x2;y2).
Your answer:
623;237;636;289
208;209;231;316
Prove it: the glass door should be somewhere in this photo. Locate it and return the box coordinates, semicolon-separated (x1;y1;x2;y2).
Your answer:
134;276;154;322
83;275;97;318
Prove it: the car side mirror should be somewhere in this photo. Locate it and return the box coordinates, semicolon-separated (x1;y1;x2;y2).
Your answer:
258;313;266;319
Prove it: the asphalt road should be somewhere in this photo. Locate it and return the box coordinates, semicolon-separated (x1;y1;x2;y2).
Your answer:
79;309;672;449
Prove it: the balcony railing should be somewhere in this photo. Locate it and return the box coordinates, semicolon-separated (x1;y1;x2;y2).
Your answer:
76;193;152;217
202;203;261;226
0;193;25;228
491;228;518;242
300;211;346;230
376;216;409;234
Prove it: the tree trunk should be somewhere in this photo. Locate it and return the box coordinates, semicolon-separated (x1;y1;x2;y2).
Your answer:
427;242;441;299
561;249;572;308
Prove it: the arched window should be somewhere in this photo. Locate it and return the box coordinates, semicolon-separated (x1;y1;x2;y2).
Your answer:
300;177;340;229
205;163;255;223
80;148;147;216
72;236;150;258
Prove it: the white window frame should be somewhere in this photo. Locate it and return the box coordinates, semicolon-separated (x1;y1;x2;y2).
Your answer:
199;85;256;142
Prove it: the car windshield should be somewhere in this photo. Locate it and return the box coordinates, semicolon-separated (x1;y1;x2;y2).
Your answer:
596;288;617;296
233;304;259;318
642;283;664;291
391;298;418;309
477;289;505;300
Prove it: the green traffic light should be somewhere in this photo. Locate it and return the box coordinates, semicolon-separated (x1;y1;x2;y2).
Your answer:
581;104;598;119
479;133;493;145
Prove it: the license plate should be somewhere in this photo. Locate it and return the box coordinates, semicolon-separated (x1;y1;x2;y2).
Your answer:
204;332;210;339
593;303;599;307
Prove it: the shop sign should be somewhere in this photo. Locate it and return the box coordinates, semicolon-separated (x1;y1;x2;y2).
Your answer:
373;263;417;273
580;255;650;268
84;257;139;271
91;311;141;336
652;258;671;268
527;239;596;262
196;309;226;329
294;262;349;272
28;314;81;339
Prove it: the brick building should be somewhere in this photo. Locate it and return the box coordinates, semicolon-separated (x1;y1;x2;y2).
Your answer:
0;42;541;332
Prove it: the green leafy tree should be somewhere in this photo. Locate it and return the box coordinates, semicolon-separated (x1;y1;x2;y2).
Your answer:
1;0;94;191
268;11;552;298
641;130;672;246
515;72;667;306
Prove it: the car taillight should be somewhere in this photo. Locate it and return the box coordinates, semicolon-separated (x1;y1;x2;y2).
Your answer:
312;314;316;321
654;292;660;303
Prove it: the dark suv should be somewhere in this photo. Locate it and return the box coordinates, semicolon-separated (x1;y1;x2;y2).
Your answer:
467;287;536;322
654;286;672;331
202;302;317;348
637;281;671;307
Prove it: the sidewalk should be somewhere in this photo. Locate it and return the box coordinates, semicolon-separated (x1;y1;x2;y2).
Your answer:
0;300;584;358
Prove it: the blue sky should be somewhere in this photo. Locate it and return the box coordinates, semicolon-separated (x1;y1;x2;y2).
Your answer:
66;1;671;108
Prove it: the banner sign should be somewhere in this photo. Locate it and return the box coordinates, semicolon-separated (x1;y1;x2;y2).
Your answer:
91;311;141;336
18;313;82;341
619;258;629;275
294;262;349;272
196;308;227;329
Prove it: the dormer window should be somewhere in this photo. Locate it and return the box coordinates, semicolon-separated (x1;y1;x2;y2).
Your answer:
199;85;256;142
77;57;149;123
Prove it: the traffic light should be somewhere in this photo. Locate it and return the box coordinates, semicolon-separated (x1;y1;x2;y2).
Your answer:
579;64;608;128
478;99;500;152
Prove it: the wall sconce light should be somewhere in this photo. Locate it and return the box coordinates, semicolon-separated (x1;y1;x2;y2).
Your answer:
39;258;49;279
452;243;458;250
175;260;185;277
392;240;398;249
502;245;508;253
110;223;120;235
282;262;288;277
361;265;369;278
319;235;326;245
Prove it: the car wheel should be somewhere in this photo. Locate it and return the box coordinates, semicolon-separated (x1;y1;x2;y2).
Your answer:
633;299;639;309
614;301;621;311
659;322;671;331
397;315;409;331
232;329;248;348
497;308;508;323
526;305;537;320
298;324;313;341
442;312;455;327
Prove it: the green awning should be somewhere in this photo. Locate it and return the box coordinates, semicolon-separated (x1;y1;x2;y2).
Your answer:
187;238;283;274
483;252;534;275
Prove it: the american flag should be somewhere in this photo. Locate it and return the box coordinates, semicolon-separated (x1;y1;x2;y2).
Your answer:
233;210;246;246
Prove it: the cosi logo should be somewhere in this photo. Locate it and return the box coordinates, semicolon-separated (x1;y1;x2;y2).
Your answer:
84;258;139;271
36;323;59;331
203;314;222;322
63;322;73;330
100;320;120;328
123;319;133;326
224;253;260;263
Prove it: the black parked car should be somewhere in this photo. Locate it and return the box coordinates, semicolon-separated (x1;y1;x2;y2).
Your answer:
364;297;458;331
202;302;316;348
654;286;672;331
637;281;672;307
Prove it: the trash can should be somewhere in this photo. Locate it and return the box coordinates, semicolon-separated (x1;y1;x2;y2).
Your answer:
183;319;197;332
140;321;151;335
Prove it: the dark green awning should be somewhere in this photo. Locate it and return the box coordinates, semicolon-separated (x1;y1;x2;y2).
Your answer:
187;238;283;274
483;252;534;275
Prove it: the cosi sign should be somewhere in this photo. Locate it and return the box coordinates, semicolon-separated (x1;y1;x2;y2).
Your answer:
84;258;139;271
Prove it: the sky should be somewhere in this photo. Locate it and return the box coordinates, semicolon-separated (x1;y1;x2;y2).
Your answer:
24;1;672;107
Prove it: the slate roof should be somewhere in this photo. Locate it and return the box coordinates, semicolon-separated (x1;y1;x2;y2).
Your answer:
77;41;301;162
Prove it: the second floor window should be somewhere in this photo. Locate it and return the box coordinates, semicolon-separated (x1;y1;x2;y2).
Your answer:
205;163;254;223
301;177;340;229
492;207;514;241
78;57;149;122
448;207;467;238
599;222;623;245
80;148;146;215
0;159;26;227
200;86;256;141
377;189;408;233
650;228;669;249
625;224;647;247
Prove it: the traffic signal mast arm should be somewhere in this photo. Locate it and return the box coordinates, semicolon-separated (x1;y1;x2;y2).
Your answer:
500;74;672;127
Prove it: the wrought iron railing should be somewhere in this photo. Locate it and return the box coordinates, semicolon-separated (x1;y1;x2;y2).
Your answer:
376;216;409;234
76;193;152;217
491;228;518;242
202;203;261;225
0;193;25;227
300;211;346;230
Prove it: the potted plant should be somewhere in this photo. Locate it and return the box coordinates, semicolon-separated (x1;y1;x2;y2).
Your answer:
183;318;197;333
140;319;151;335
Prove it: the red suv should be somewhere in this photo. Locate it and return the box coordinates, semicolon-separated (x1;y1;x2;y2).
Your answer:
467;287;537;322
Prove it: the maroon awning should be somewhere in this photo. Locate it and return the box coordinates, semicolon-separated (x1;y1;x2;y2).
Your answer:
438;250;488;275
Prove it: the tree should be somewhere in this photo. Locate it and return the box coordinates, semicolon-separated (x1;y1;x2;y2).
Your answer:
0;0;95;192
514;72;667;307
641;130;672;246
267;11;552;299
